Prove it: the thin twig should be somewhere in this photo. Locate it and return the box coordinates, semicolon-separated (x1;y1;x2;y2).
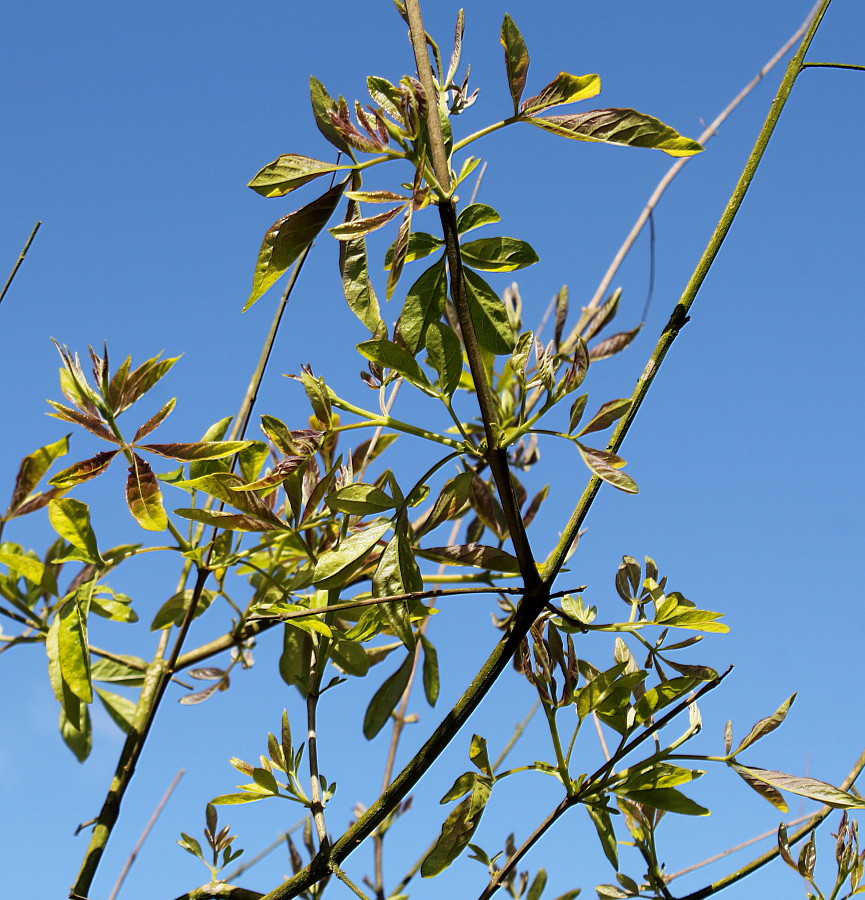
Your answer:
572;0;821;330
107;770;184;900
663;813;812;884
223;819;307;882
0;221;41;308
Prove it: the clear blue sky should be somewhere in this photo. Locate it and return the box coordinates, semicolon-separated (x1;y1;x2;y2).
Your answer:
2;2;864;899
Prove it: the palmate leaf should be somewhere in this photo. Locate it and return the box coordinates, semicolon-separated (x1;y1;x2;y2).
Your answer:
126;454;168;532
520;72;602;115
245;179;348;311
248;154;352;198
529;108;703;157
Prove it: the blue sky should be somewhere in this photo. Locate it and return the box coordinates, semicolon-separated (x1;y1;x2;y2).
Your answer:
2;2;864;899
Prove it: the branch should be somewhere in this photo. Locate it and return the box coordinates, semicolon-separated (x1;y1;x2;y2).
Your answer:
0;220;41;308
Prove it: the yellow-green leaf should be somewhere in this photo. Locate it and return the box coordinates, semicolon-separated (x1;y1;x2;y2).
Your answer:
126;454;168;531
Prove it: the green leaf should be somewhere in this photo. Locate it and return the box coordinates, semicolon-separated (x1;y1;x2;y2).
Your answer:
416;471;473;537
576;662;627;720
526;870;547;900
5;435;69;518
500;14;529;113
420;633;439;706
363;653;413;739
373;528;422;650
310;76;350;152
616;787;709;816
463;269;516;355
731;766;865;810
138;442;250;461
110;353;180;416
586;804;618;870
384;231;444;269
51;580;96;709
356;340;435;395
95;686;137;733
326;483;397;516
634;677;699;724
174;508;285;533
456;204;501;235
59;699;92;762
422;780;491;877
0;548;45;585
416;543;521;574
248;154;351;198
245;179;347;311
576;399;631;438
91;655;146;686
617;763;704;793
529;108;704;157
131;397;176;443
150;588;216;630
387;204;413;300
313;521;391;590
576;444;638;494
126;454;168;532
520;72;602;115
279;624;313;696
734;765;789;813
469;735;492;777
49;451;119;490
330;637;370;677
460;237;539;273
329;203;405;240
733;693;796;755
339;203;384;334
211;792;268;806
174;472;286;528
48;497;103;565
397;257;448;355
424;321;463;398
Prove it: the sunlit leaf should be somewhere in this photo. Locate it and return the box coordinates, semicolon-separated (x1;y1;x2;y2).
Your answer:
126;454;168;532
460;237;538;273
589;326;642;362
384;231;444;269
456;204;501;235
424;321;463;398
530;108;703;157
520;72;601;115
59;699;92;762
356;340;435;395
732;766;865;810
248;154;352;198
132;398;176;443
138;441;250;462
48;497;103;565
420;633;439;706
586;804;618;870
463;269;516;355
733;693;796;755
150;588;216;630
310;76;350;152
339;200;384;334
616;787;709;816
422;780;491;876
245;179;348;311
373;527;422;649
500;14;529;113
576;399;631;437
95;686;136;734
735;765;789;813
325;483;397;516
313;521;391;590
0;548;45;585
173;508;285;533
174;472;286;528
329;203;404;240
416;543;521;574
387;203;413;300
576;444;638;494
5;435;69;517
112;354;180;416
397;257;447;355
49;451;119;490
